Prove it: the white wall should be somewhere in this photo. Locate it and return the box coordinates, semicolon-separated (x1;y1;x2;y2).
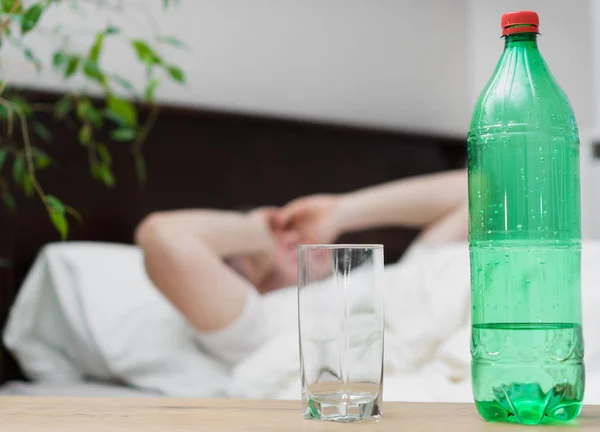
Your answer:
586;0;600;238
4;2;593;136
5;1;599;234
3;0;470;137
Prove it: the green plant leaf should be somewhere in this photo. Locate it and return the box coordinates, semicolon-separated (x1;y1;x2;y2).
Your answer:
91;162;115;187
90;162;101;181
52;50;67;69
2;191;16;210
5;35;41;69
0;103;12;121
55;95;73;118
3;0;24;13
97;143;112;165
162;0;179;8
0;149;7;172
145;78;160;102
111;74;136;94
83;59;106;85
10;96;32;116
89;32;104;63
134;154;146;184
68;0;85;16
33;122;52;142
12;156;24;186
79;124;91;145
65;205;83;223
35;155;52;169
86;107;103;128
103;109;125;126
166;65;185;83
49;210;68;240
21;3;44;35
46;195;65;214
105;25;120;35
23;46;41;70
46;194;72;237
156;36;187;49
111;127;136;142
131;40;162;66
0;96;32;121
107;96;137;126
33;148;52;169
64;55;80;78
76;99;102;128
23;173;34;197
46;194;65;213
76;99;90;119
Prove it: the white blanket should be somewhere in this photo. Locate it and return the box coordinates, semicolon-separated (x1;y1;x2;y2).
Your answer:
4;242;600;402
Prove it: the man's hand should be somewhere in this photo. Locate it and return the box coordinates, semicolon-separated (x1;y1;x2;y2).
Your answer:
277;194;342;245
246;207;280;261
244;207;300;291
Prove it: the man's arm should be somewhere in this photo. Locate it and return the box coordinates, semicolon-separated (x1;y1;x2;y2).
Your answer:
337;169;467;232
279;169;468;246
134;210;273;331
136;209;276;258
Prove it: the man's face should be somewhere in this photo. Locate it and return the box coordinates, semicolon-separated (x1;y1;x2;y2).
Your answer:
229;209;334;291
269;229;300;288
269;231;337;289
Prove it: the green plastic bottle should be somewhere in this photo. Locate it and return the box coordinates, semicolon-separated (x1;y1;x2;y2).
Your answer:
468;11;584;425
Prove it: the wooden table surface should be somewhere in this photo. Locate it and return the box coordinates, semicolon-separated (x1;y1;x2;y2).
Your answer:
0;397;599;432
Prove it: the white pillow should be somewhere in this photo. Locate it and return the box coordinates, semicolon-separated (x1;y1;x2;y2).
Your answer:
4;242;233;396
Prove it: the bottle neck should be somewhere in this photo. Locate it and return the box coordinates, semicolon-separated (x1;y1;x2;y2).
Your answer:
503;32;538;49
493;32;545;75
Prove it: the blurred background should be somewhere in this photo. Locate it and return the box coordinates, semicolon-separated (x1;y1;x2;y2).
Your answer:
4;1;594;136
0;0;597;389
4;0;597;233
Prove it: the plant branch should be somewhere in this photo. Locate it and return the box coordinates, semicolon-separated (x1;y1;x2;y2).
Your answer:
0;0;185;236
0;95;50;212
0;98;15;136
132;105;159;154
14;105;48;210
0;0;23;34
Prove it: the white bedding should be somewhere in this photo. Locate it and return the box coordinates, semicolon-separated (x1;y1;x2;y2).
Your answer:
4;241;600;402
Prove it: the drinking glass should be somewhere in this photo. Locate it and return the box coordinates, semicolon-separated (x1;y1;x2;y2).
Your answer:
298;245;384;422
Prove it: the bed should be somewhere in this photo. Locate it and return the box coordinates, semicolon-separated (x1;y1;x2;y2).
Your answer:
0;89;466;388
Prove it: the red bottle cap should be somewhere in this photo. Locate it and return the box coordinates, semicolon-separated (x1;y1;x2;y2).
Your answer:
501;11;539;36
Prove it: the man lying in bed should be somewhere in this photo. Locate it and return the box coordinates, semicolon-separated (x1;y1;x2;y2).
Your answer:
134;169;468;365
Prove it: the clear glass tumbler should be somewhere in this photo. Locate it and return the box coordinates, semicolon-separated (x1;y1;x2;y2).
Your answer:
298;244;384;422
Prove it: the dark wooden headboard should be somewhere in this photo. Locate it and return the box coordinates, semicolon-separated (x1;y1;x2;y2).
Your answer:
0;90;466;382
